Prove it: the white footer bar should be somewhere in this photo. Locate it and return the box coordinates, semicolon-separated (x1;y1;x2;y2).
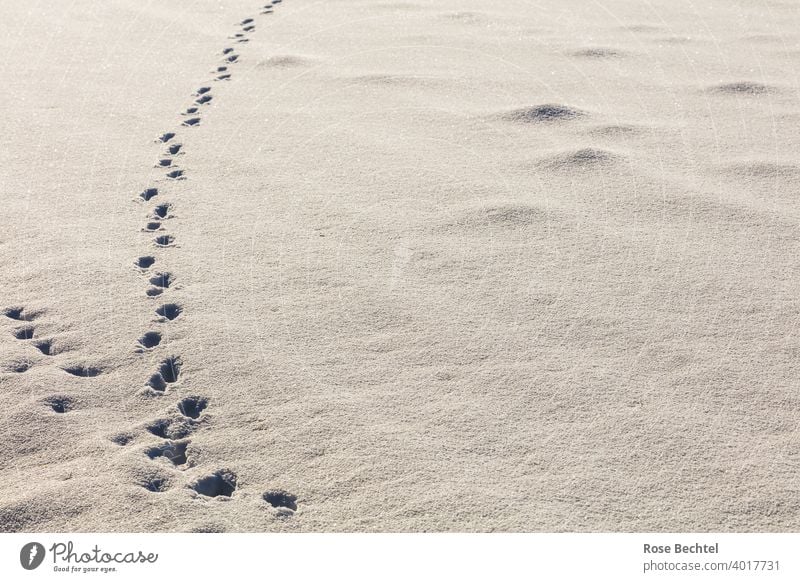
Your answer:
2;533;797;581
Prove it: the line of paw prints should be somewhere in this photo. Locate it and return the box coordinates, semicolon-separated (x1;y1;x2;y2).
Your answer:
125;1;298;519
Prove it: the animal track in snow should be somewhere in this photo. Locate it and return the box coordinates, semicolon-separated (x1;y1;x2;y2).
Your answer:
13;326;35;340
137;331;162;351
149;272;173;289
4;307;38;321
153;204;172;219
146;417;197;439
45;395;76;413
154;235;175;247
147;355;182;391
8;361;32;373
157;356;182;382
62;365;103;377
155;303;182;321
136;256;156;269
141;475;172;493
146;440;190;466
191;470;237;498
120;1;292;506
34;340;55;355
140;188;158;202
110;433;134;446
177;396;208;419
4;307;23;320
263;490;298;512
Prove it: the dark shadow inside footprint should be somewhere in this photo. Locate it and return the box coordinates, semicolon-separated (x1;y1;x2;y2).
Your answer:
153;204;172;219
4;307;27;321
226;54;239;62
241;18;254;25
243;25;255;32
216;74;231;81
146;440;189;466
216;66;228;73
184;107;198;115
149;272;173;288
138;331;162;350
167;144;182;155
154;235;175;247
145;222;162;231
192;471;237;498
157;159;172;167
196;87;211;95
223;47;234;55
142;476;171;492
166;169;185;178
147;420;170;439
195;94;213;105
34;340;54;355
263;490;298;511
14;327;35;340
147;419;171;438
147;417;195;439
158;132;176;143
156;303;182;320
63;365;103;377
45;396;75;413
146;287;163;297
9;361;32;373
177;396;208;419
140;188;158;202
137;256;156;269
110;433;134;446
159;355;182;383
147;373;167;391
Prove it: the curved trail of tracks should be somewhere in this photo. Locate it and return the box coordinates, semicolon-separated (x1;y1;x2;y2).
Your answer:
130;0;298;515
